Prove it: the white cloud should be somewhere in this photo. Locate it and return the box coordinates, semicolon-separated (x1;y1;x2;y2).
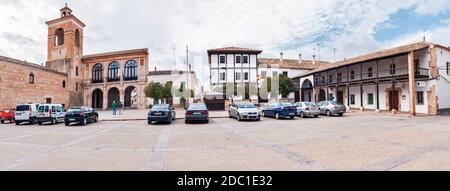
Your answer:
1;0;450;84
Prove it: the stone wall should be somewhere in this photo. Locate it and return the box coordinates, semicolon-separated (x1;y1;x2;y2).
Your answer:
0;56;70;109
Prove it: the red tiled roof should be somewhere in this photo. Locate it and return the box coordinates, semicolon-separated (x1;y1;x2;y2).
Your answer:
207;47;262;54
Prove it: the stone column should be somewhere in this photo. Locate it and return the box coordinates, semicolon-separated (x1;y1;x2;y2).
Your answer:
103;85;108;110
408;51;416;116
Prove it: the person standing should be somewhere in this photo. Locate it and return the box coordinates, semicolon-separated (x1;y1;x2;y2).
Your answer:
118;101;124;115
112;101;117;116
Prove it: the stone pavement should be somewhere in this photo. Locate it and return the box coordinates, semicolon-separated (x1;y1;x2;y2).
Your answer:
98;109;229;121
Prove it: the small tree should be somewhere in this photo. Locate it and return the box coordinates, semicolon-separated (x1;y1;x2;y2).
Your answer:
161;82;173;104
144;82;163;105
279;75;295;98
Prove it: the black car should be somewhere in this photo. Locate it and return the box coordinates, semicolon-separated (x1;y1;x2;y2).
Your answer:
64;107;98;126
148;104;176;124
185;103;209;124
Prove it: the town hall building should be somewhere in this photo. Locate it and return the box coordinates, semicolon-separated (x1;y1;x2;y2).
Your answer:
0;5;149;110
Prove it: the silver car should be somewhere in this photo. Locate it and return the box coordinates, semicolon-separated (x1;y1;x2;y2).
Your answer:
229;102;261;121
294;102;320;118
317;101;346;116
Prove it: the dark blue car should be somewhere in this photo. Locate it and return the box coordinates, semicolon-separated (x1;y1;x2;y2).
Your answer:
148;104;176;124
262;102;297;120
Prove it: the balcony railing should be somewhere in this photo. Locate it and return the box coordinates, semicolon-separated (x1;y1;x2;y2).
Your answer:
91;79;104;84
107;77;120;82
123;76;138;81
315;67;429;86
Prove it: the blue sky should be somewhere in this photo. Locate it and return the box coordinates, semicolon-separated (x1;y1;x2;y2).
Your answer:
1;0;450;83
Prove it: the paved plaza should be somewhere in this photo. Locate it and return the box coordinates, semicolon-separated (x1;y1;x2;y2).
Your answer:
0;112;449;171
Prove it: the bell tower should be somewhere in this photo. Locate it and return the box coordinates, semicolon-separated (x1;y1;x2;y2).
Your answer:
46;4;86;107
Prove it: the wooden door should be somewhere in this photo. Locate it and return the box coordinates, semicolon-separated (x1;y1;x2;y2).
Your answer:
389;91;399;110
337;91;344;104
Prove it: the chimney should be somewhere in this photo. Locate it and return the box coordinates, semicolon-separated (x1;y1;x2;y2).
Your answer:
280;52;284;63
298;54;303;64
312;55;316;65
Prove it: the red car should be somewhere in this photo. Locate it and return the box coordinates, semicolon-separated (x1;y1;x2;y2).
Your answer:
0;109;15;124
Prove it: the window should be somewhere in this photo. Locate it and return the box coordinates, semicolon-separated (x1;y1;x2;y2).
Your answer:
124;60;138;80
368;93;374;105
321;76;325;83
272;71;278;78
261;71;267;78
350;71;355;80
235;72;241;81
236;55;241;64
108;61;120;81
244;72;249;81
92;64;103;82
390;63;396;75
329;75;333;83
29;73;35;84
219;56;226;64
75;29;80;47
368;68;373;77
220;72;226;81
417;92;424;105
337;73;342;82
283;72;288;77
447;62;450;75
62;80;66;88
54;28;64;46
76;66;79;76
243;56;249;64
75;83;78;91
350;95;355;105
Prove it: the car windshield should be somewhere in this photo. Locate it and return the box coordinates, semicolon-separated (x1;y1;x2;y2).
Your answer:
152;105;169;110
330;101;343;106
16;105;30;111
238;103;255;109
189;104;207;110
304;102;316;107
280;102;293;107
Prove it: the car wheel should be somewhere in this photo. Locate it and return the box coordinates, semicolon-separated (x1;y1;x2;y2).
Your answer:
168;117;173;124
237;113;241;121
290;116;295;119
205;120;209;124
65;122;70;126
148;120;152;125
185;120;189;124
229;112;232;118
38;122;42;125
81;118;87;126
94;115;98;122
30;118;35;125
314;115;319;118
275;113;280;120
256;117;261;121
262;111;265;117
51;118;56;125
300;112;305;118
338;113;344;117
326;110;332;117
15;121;20;125
0;120;4;124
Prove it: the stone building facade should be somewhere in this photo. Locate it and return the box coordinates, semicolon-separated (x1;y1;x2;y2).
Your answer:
82;49;149;110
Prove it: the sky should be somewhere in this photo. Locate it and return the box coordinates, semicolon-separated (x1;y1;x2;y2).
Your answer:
1;0;450;84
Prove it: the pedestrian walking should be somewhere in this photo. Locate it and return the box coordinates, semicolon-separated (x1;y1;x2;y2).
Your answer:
112;101;117;116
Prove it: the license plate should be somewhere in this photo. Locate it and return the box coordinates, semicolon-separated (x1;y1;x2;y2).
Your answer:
289;113;295;116
194;112;201;115
154;113;162;116
69;119;76;121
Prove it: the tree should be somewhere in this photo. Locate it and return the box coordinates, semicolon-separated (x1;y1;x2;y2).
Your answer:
144;82;163;104
161;81;173;103
279;75;295;98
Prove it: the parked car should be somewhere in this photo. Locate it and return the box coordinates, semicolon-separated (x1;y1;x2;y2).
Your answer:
0;109;15;124
37;104;66;125
15;104;39;125
317;101;346;116
185;103;209;124
294;102;320;118
229;102;261;121
262;102;297;120
65;106;99;126
148;104;176;124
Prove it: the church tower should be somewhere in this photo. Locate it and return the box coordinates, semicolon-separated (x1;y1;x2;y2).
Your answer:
46;4;86;107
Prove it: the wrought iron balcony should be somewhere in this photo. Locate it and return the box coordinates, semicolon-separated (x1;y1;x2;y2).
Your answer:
107;77;120;82
314;67;430;86
123;76;138;81
91;79;104;84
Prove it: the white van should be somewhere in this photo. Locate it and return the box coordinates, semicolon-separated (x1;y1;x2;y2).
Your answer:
36;104;66;125
15;104;39;125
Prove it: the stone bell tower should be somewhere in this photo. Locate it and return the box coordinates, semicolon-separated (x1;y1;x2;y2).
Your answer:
46;4;86;107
